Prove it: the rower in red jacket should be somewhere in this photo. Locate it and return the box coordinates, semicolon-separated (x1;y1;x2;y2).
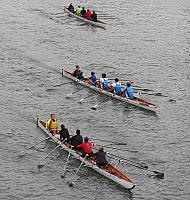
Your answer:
77;137;93;157
85;9;92;20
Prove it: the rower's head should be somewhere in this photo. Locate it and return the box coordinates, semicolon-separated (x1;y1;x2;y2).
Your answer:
76;129;80;135
84;137;89;142
82;7;85;10
50;114;55;120
75;65;80;69
127;82;131;87
99;147;104;151
61;124;65;129
87;9;89;11
78;5;81;8
102;73;106;78
91;72;95;76
115;78;119;82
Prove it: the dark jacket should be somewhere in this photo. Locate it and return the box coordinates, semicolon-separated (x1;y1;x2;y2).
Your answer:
59;128;70;142
70;135;83;147
91;12;97;22
81;9;86;17
94;151;108;166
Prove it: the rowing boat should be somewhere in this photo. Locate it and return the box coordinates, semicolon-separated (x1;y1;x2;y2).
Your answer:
64;7;106;29
36;117;135;190
62;69;159;113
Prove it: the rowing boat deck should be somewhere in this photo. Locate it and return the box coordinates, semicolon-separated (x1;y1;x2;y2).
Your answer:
39;119;134;185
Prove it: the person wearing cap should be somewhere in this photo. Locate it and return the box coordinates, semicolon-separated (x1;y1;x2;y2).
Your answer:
77;137;93;157
93;147;108;167
59;124;70;143
46;114;59;135
76;5;82;16
73;65;84;80
122;82;134;99
100;73;109;91
68;3;74;13
91;11;97;22
70;130;83;148
89;72;97;86
112;78;122;95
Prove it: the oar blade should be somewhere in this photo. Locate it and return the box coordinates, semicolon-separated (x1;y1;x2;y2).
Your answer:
153;171;164;179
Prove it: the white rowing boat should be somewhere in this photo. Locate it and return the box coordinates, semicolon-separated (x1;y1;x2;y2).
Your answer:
62;69;159;113
37;117;135;190
64;7;106;29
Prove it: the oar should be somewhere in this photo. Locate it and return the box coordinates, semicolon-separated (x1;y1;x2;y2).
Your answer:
68;155;86;187
120;159;164;179
18;136;52;157
78;93;94;103
37;144;61;168
90;137;127;145
95;144;138;153
135;91;167;97
53;82;73;87
61;152;71;178
66;88;83;97
91;102;102;110
109;78;134;83
107;152;164;179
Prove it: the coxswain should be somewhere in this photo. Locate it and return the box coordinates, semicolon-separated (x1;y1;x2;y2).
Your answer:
123;82;134;99
68;3;74;13
59;124;70;143
112;78;122;95
85;9;92;20
100;73;109;91
73;65;84;80
89;72;97;86
76;5;82;16
93;147;108;167
70;129;83;148
77;137;93;158
46;114;59;135
80;7;86;17
91;11;97;22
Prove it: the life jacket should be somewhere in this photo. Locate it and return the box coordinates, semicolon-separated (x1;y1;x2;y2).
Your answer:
126;86;134;99
114;82;121;93
46;119;58;130
103;78;108;90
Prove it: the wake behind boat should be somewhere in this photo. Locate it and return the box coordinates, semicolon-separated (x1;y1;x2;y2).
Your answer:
62;69;159;113
36;117;135;190
64;7;106;29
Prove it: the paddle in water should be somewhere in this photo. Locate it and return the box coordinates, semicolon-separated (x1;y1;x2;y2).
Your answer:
61;152;71;178
68;155;86;187
37;144;61;168
66;88;83;98
78;93;94;103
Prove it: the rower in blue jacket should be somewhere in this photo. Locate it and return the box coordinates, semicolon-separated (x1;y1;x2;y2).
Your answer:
112;78;122;95
123;82;134;99
89;72;97;86
100;73;109;91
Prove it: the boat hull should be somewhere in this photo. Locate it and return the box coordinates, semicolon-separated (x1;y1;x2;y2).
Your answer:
62;69;159;113
37;118;135;190
64;7;106;29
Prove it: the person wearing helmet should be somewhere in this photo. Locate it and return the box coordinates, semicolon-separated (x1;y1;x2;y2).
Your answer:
112;78;122;95
77;137;93;157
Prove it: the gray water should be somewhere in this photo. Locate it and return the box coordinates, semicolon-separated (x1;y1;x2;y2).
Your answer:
0;0;190;199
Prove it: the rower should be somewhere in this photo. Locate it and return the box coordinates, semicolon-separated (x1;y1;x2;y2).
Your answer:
100;73;109;91
91;11;97;22
59;124;70;143
73;65;84;80
85;9;92;20
80;7;86;17
70;129;83;148
68;3;74;13
77;137;93;158
112;78;122;95
46;114;59;135
123;82;134;99
93;147;108;167
89;72;97;86
76;5;82;16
